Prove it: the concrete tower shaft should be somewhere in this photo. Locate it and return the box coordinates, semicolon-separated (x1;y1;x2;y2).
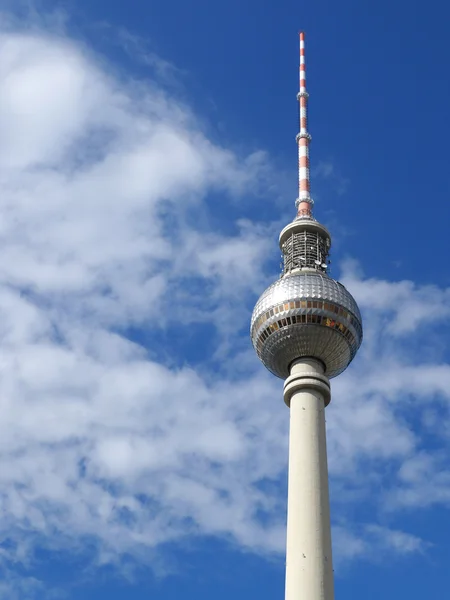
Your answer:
284;359;334;600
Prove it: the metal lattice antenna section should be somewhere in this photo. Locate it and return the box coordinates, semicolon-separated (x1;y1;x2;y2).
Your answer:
296;31;313;219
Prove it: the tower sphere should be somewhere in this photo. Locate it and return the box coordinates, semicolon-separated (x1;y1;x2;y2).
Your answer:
250;271;363;380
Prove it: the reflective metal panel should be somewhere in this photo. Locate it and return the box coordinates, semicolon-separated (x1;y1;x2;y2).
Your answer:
250;272;363;379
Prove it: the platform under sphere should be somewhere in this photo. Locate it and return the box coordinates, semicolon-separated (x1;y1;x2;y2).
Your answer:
251;272;363;379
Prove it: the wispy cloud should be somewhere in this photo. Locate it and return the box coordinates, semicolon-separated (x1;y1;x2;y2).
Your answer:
334;524;427;566
0;17;283;583
312;160;350;196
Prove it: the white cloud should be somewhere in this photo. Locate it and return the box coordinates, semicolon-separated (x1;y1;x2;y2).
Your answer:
0;19;285;577
333;524;427;566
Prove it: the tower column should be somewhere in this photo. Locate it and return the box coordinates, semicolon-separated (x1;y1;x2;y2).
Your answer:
283;358;334;600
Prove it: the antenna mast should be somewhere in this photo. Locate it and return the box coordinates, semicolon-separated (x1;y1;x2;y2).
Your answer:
296;32;313;219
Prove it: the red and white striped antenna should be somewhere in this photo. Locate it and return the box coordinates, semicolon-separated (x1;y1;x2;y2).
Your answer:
296;32;313;219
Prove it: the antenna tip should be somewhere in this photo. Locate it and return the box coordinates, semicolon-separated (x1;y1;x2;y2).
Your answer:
299;31;305;40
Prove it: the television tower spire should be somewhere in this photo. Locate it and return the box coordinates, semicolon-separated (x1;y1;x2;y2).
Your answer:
250;32;363;600
296;31;313;219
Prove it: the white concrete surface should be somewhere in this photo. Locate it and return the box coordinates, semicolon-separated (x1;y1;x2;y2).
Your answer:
283;358;334;600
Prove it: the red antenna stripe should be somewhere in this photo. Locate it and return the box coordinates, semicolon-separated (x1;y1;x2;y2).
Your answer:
296;31;312;218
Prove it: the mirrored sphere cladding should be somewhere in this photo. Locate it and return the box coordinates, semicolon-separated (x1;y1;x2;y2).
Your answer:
250;272;363;379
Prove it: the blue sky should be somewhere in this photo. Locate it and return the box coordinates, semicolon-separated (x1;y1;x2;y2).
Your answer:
0;0;449;598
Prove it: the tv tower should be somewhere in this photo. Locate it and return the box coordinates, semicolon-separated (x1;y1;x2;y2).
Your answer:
250;33;363;600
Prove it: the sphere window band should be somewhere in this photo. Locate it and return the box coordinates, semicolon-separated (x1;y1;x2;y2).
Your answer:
251;298;362;338
255;313;357;348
